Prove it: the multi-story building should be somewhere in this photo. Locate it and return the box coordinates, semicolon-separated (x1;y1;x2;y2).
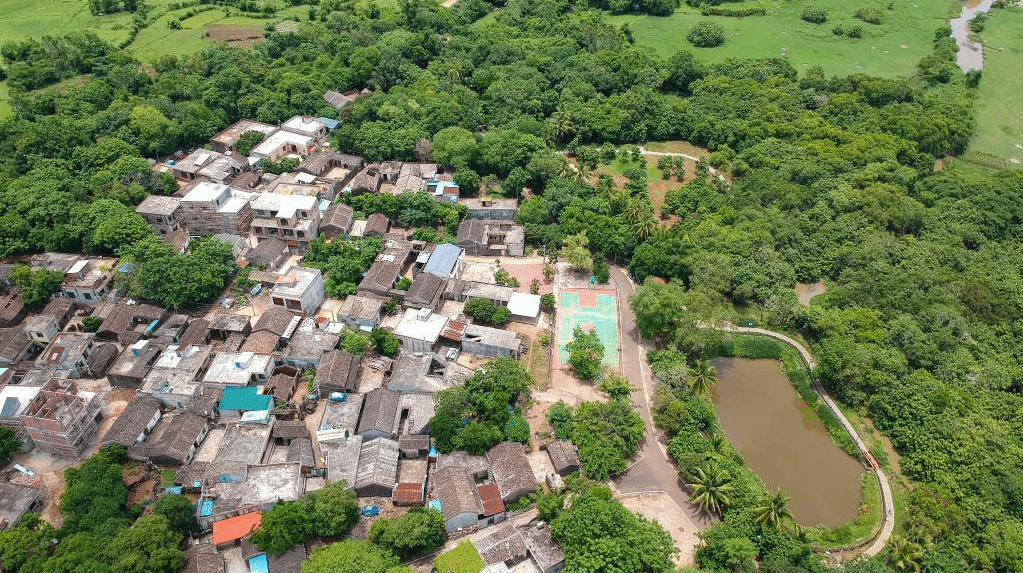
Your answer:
19;386;102;459
178;182;255;237
135;195;182;236
269;266;325;316
249;193;320;253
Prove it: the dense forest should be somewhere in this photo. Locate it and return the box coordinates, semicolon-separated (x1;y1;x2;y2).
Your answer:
0;0;1020;571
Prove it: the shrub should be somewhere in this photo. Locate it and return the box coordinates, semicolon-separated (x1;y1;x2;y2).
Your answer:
969;13;986;33
168;19;181;29
687;21;725;47
801;6;827;23
847;25;864;38
854;6;884;25
540;293;556;312
81;316;103;332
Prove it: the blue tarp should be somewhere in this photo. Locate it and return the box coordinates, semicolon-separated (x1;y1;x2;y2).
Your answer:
248;554;269;573
429;499;442;512
199;500;214;517
163;486;182;494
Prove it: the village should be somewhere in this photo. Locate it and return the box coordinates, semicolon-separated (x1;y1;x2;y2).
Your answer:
0;96;582;573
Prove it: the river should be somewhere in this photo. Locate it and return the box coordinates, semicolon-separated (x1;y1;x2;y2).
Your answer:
950;0;996;71
711;358;864;527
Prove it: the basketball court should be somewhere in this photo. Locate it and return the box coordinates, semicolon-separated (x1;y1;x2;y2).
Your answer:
557;289;619;368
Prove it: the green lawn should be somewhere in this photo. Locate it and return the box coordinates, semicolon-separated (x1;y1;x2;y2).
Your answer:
433;542;484;573
0;81;10;119
607;0;961;78
967;5;1023;168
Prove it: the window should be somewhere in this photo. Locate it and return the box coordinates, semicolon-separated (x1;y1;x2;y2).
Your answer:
83;293;92;301
300;211;307;218
296;231;305;238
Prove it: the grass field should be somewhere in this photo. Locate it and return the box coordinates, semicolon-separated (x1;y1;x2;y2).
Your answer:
607;0;961;78
0;81;10;118
967;5;1023;168
0;0;146;46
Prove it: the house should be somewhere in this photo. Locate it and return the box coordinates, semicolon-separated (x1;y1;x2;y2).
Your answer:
314;349;360;394
358;260;402;297
288;437;315;472
0;481;42;530
319;203;355;239
178;182;255;237
507;293;541;325
486;442;536;503
270;267;325;316
271;420;309;446
281;115;329;142
0;328;35;365
59;258;116;304
354;438;399;497
180;318;211;348
0;384;44;449
241;307;299;354
215;421;275;466
318;393;364;447
335;296;382;330
164;230;191;254
449;281;515;307
426;179;459;204
323;90;354;111
348;164;382;195
432;466;483;532
357;387;399;441
152;314;190;345
136;195;182;235
393;308;448;353
183;544;225;573
101;394;162;447
211;233;249;257
140;344;214;408
200;463;303;528
457;220;525;257
188;387;223;419
387;173;424;194
19;388;102;459
250;193;320;253
86;343;117;379
202;352;274;388
173;149;247;183
95;303;166;345
22;298;75;346
404;273;446;310
397;434;431;459
244;238;289;271
211;511;262;548
474;524;527;566
423;244;465;279
264;370;299;402
209;314;252;341
134;410;210;466
298;151;364;179
545;440;579;476
476;483;507;528
392;481;425;506
460;198;518;221
397;392;434;436
462;324;521;359
211;119;279;153
521;522;566;573
248;130;316;162
218;386;273;419
0;291;26;328
364;213;390;237
281;320;337;370
436;450;490;480
387;352;450;394
37;332;95;378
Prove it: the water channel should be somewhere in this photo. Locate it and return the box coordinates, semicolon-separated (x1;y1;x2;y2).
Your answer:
711;357;864;527
950;0;996;71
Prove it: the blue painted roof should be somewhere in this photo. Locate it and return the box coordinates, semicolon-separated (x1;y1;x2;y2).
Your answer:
429;499;442;512
423;243;462;276
199;500;214;516
319;199;331;212
248;554;269;573
219;387;273;412
316;117;340;130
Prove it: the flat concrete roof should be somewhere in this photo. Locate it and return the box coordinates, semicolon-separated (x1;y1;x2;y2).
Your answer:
271;266;321;299
203;352;273;386
205;462;303;516
215;421;273;466
394;308;448;344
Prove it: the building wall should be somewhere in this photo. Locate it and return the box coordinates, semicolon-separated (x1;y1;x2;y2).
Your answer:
397;334;433;354
21;395;101;459
300;274;326;315
444;511;479;533
462;340;518;358
141;213;180;235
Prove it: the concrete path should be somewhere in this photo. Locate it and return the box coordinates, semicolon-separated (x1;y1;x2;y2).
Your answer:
715;325;895;557
609;266;712;565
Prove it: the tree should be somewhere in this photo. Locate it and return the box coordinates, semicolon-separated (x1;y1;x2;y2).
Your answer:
152;494;198;536
395;276;412;290
371;328;400;357
886;536;924;573
754;490;794;530
106;514;185;573
368;508;445;558
10;265;64;309
0;427;18;463
341;329;371;355
0;514;56;572
566;327;604;380
307;480;360;537
572;399;644;479
629;280;689;339
689;359;717;397
235;130;266;156
303;540;400;573
464;298;511;326
540;293;556;312
249;501;309;555
559;233;592;274
431;126;477;168
598;375;634;400
687;21;725;47
688;463;733;516
81;316;103;332
547;401;573;440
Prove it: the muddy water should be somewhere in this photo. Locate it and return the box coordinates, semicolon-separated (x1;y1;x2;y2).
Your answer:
712;358;864;527
950;0;995;71
794;281;827;306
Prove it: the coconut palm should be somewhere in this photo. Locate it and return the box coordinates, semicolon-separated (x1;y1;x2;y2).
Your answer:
547;107;575;145
632;215;658;241
688;463;733;516
754;490;794;530
688;359;717;397
887;536;924;573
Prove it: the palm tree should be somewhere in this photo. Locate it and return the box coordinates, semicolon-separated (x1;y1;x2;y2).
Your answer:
754;490;794;530
887;536;924;573
547;107;575;145
688;463;733;517
688;359;717;397
632;215;657;241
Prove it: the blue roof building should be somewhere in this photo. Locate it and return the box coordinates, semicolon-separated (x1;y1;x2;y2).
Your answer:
423;244;465;279
218;387;273;417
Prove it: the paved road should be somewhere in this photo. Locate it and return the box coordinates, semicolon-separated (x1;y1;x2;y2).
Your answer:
609;266;713;540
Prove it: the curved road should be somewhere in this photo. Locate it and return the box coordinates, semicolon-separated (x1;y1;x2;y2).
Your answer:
608;266;894;559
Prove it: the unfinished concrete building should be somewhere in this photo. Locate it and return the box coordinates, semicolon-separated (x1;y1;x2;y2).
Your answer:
19;389;102;459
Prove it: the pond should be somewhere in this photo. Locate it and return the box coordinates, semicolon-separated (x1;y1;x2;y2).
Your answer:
949;0;996;72
712;357;864;527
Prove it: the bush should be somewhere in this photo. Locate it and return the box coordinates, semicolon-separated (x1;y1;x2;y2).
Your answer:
168;19;181;29
847;25;864;38
371;327;399;356
854;6;884;25
341;329;371;355
540;293;556;312
969;13;986;33
81;316;103;332
369;508;445;558
687;21;725;47
801;6;827;23
547;401;573;439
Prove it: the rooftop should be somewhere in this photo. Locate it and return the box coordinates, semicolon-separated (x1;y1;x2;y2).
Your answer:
39;332;93;367
355;438;399;492
211;119;279;146
270;267;322;299
477;483;505;517
250;192;318;218
252;306;298;336
204;352;273;387
318;392;363;442
284;321;338;359
336;295;383;322
210;313;252;334
474;524;526;566
136;195;181;216
463;325;521;352
250;130;314;158
520;523;565;571
392;482;424;505
507;292;541;318
102;394;162;447
282;115;327;137
215;421;274;465
218;386;273;412
487;442;536;500
211;511;262;545
0;385;41;420
314;349;360;393
144;411;210;463
405;273;446;308
394;308;448;345
357;387;399;437
323;437;362;487
423;244;463;277
387;352;450;393
432;466;482;518
0;481;41;529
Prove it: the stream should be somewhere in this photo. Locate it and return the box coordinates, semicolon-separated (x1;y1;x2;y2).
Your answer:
949;0;996;71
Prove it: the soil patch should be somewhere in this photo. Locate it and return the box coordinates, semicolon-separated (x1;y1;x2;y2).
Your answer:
619;492;699;567
206;25;264;48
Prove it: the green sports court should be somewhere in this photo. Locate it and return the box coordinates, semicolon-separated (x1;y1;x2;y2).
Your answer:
557;290;619;368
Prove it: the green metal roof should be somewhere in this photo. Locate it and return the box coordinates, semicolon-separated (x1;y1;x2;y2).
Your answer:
218;386;273;411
